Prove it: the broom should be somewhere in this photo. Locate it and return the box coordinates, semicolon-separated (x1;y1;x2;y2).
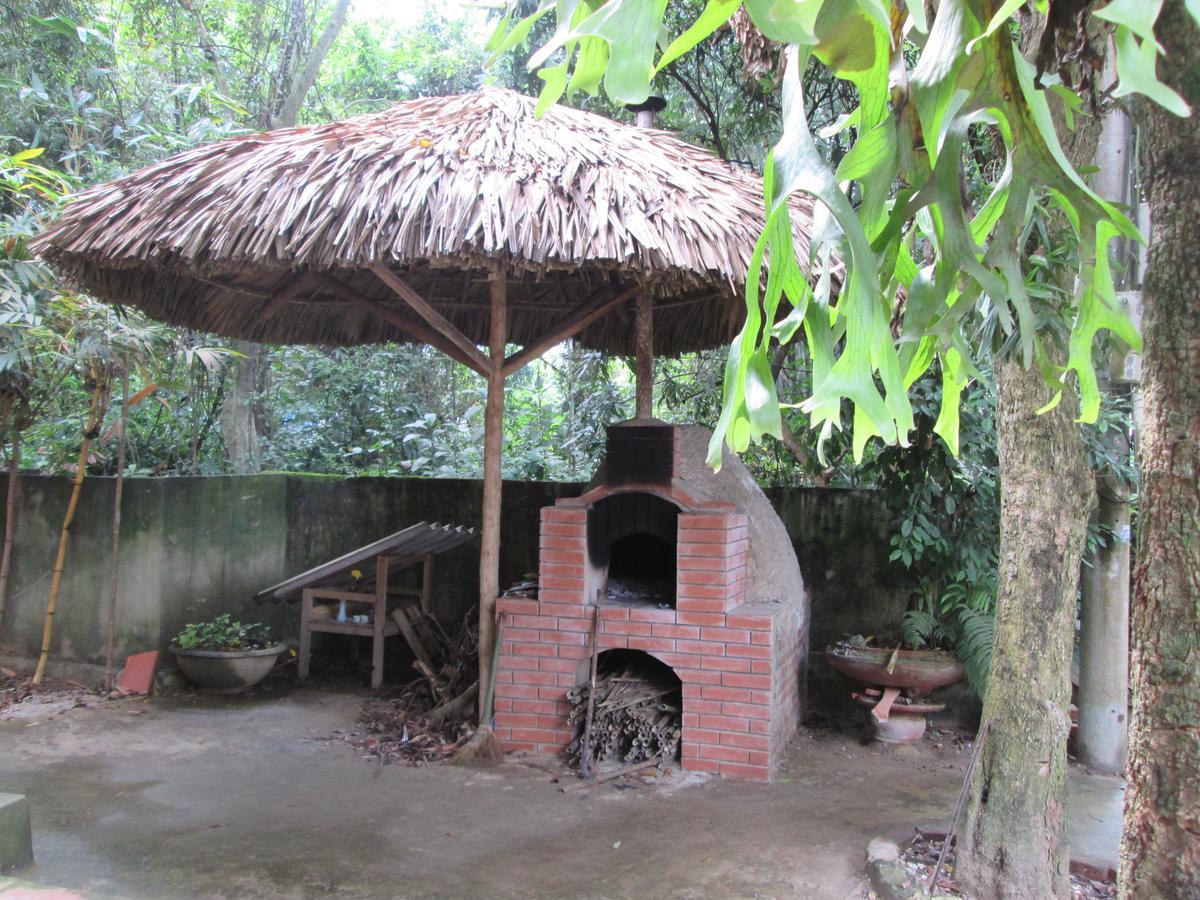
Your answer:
452;621;504;766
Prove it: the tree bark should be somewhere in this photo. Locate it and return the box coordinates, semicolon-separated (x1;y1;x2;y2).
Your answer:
220;340;266;474
478;266;507;723
105;358;130;689
1119;3;1200;893
957;361;1094;899
269;0;351;129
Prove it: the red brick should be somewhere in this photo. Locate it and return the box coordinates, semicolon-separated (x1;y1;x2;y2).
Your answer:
557;673;579;687
725;643;771;659
603;619;653;636
501;655;540;671
540;563;585;578
497;598;539;615
678;568;735;586
599;607;629;621
493;698;512;713
557;617;593;633
701;627;750;644
701;685;753;702
699;743;749;763
751;631;772;646
675;639;724;656
510;728;568;743
688;699;723;714
677;542;731;558
500;713;541;728
676;528;730;544
720;763;770;780
722;701;771;720
513;642;557;658
511;614;558;630
537;715;569;729
675;597;729;614
719;732;770;751
557;645;589;660
676;667;723;685
657;652;704;669
682;683;704;699
748;750;770;766
504;627;540;643
541;630;587;645
539;602;587;618
682;727;724;744
677;555;738;572
749;719;771;735
512;699;559;715
539;658;579;673
627;636;676;654
543;507;586;523
538;686;567;700
542;580;583;595
541;522;585;537
750;690;772;705
496;683;541;699
682;758;721;774
628;607;678;624
682;712;699;728
722;672;772;689
521;670;559;686
697;713;750;732
701;655;751;672
540;535;585;551
676;611;726;626
538;590;582;605
653;623;700;640
679;514;734;530
678;584;736;601
541;549;584;564
536;742;568;754
751;660;772;674
598;633;628;650
495;670;513;684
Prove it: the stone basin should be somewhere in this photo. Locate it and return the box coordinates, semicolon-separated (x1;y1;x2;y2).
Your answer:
825;644;964;696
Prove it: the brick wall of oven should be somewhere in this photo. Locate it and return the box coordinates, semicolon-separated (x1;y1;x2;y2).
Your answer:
493;497;801;781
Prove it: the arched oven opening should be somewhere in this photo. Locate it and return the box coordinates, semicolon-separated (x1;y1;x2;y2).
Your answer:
588;492;679;609
568;649;682;771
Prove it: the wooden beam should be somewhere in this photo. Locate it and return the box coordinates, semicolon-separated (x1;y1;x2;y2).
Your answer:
313;272;489;377
370;264;494;377
260;273;312;320
478;264;507;724
635;291;654;417
501;285;642;378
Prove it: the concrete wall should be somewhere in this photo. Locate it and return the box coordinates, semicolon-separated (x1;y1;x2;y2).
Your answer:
0;474;908;708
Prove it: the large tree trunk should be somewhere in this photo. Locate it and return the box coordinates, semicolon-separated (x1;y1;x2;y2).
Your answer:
956;362;1094;898
220;339;267;474
1119;2;1200;893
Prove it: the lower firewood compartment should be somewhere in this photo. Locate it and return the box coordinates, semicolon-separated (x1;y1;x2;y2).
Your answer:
566;649;682;769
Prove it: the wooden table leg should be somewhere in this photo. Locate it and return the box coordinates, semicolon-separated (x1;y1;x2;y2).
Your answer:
298;588;313;681
371;555;388;690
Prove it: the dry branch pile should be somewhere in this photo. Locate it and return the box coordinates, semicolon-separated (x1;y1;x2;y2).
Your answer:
338;609;479;767
566;667;681;771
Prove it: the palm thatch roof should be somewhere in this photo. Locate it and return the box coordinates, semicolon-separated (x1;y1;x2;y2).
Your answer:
33;87;824;357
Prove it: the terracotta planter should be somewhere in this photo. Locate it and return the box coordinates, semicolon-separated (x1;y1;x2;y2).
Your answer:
171;644;284;694
824;645;964;696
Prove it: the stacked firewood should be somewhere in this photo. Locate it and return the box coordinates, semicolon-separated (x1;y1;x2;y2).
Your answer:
565;668;682;770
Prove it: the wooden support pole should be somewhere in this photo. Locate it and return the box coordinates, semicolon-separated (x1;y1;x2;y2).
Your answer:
421;552;434;615
635;291;654;418
478;265;507;725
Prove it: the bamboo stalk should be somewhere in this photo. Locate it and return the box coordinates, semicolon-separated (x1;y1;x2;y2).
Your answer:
0;430;21;631
33;380;108;685
105;356;130;689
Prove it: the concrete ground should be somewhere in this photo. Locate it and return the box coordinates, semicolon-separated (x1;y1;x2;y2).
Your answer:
0;681;1123;899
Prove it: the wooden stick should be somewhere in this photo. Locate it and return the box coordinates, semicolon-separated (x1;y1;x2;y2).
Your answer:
579;605;602;779
476;264;507;723
926;720;990;895
563;753;666;792
635;291;653;417
502;286;641;377
426;681;478;725
104;354;130;690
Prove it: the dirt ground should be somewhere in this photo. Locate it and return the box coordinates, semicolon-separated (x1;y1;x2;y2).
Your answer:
0;678;1123;899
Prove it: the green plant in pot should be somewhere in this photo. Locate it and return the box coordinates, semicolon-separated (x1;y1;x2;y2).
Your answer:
170;613;283;693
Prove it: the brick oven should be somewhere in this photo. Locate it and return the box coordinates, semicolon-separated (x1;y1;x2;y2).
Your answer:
494;420;808;781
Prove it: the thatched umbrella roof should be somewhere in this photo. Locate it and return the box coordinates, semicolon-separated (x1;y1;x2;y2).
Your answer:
33;87;821;358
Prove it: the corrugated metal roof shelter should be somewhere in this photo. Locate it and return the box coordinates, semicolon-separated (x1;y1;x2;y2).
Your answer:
256;521;477;689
